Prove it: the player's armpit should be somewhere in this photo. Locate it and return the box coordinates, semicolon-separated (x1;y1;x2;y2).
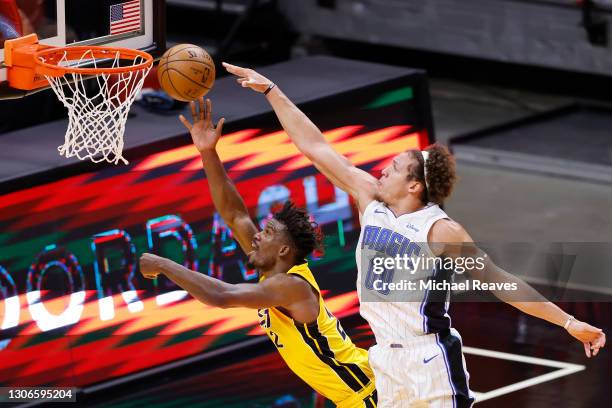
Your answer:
219;274;312;309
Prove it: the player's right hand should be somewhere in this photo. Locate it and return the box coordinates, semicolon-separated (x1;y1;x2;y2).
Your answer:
179;97;225;153
223;62;273;93
567;319;606;358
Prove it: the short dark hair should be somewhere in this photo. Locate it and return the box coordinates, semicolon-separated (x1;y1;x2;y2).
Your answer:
273;201;323;264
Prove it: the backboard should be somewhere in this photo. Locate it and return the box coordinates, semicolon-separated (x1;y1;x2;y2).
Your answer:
0;0;165;99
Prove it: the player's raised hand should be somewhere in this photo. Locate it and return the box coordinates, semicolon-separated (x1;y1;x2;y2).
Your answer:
179;97;225;153
222;62;273;93
567;319;606;357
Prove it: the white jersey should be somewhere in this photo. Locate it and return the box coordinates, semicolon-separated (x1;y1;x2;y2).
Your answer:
356;200;452;343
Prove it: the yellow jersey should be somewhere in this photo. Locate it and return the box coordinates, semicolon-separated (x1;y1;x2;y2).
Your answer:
258;263;376;408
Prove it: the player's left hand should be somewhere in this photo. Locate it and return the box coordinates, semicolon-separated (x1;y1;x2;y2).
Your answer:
567;319;606;357
179;97;225;153
139;253;164;279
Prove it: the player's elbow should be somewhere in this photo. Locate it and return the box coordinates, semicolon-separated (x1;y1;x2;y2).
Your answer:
214;291;235;309
295;145;319;162
217;301;233;309
217;209;238;228
226;210;249;231
195;287;234;309
299;139;329;159
215;287;253;309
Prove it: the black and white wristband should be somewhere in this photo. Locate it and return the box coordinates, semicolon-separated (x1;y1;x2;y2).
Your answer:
264;82;276;96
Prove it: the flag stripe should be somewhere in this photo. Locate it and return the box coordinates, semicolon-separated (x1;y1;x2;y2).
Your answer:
111;18;140;28
111;27;140;35
109;0;141;35
112;16;140;23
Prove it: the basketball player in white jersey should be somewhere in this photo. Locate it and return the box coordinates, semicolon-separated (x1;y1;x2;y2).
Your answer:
223;63;606;408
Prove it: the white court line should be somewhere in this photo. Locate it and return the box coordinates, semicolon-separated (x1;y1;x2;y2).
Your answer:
463;346;584;369
463;346;585;403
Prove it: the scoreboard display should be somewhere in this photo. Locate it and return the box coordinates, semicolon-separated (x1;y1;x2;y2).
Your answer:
0;77;433;388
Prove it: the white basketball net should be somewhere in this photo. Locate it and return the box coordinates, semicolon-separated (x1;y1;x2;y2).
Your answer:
43;49;152;165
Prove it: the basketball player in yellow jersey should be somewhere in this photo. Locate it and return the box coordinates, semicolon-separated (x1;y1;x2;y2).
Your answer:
139;98;377;408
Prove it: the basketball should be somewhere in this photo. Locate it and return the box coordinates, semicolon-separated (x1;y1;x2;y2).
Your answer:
157;44;215;102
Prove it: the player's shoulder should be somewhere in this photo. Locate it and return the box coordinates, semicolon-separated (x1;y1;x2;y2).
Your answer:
360;199;384;216
428;217;471;243
265;272;316;298
266;271;309;287
357;198;382;223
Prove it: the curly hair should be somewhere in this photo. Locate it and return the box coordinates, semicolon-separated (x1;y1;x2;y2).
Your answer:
408;144;457;205
273;201;324;264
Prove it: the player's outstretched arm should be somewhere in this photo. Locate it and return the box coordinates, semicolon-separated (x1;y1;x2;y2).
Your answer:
430;219;606;358
179;97;258;254
223;62;378;213
139;253;312;309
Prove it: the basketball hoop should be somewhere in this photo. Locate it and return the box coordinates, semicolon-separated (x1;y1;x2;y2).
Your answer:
4;34;154;164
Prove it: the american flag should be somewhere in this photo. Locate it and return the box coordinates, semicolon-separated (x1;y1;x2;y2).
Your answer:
110;0;141;35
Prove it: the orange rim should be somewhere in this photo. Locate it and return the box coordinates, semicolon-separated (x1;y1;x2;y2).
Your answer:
34;46;153;76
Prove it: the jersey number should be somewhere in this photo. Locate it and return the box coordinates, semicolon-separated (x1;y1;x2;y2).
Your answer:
270;330;283;348
258;308;271;329
364;257;394;295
